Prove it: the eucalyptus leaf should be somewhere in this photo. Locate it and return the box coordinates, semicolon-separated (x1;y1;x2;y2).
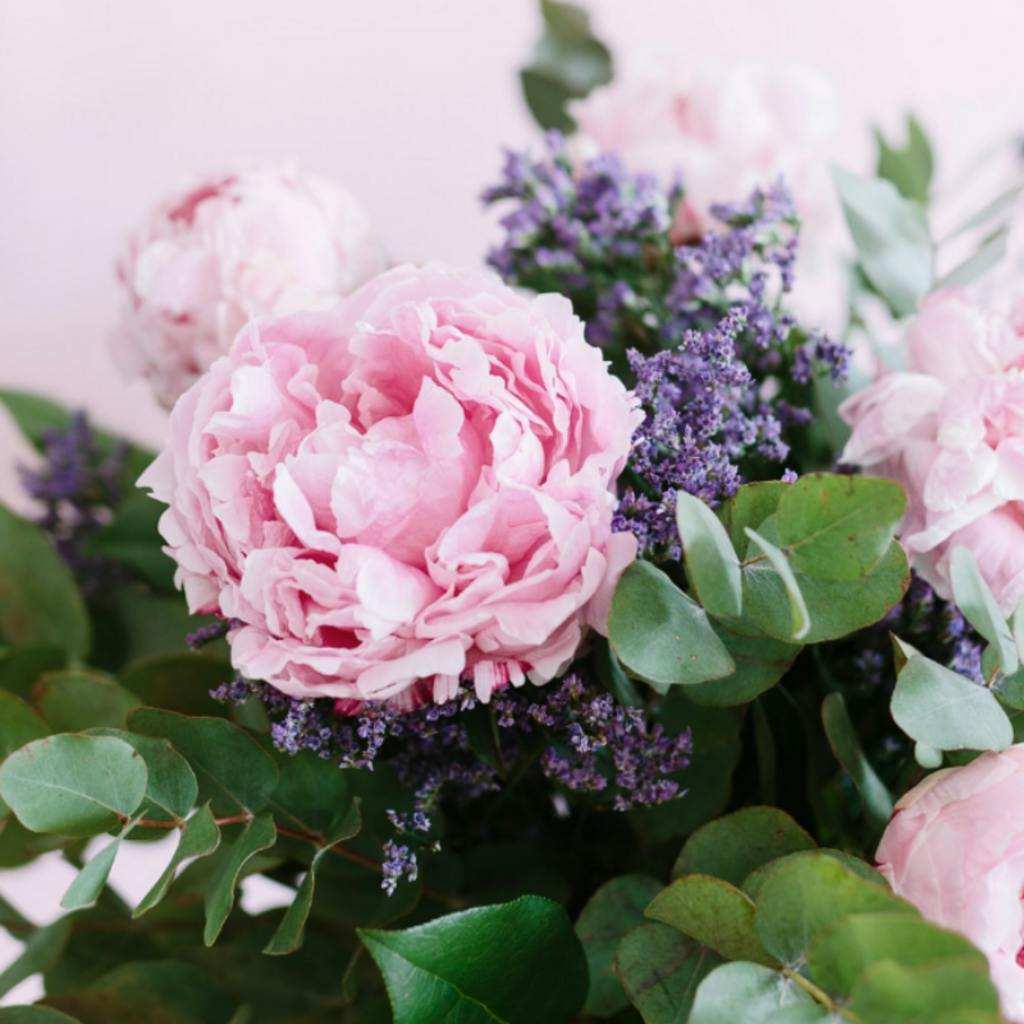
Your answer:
575;874;664;1017
673;807;816;885
0;692;48;818
689;962;812;1024
614;923;720;1024
0;505;90;659
203;812;277;946
892;653;1012;752
0;734;147;836
821;693;893;828
0;646;65;701
744;528;810;641
0;920;71;999
949;546;1017;673
834;166;933;317
875;114;934;203
677;491;742;619
61;817;138;910
360;895;588;1023
645;875;775;966
937;227;1009;290
685;627;801;708
119;654;232;716
32;670;140;732
609;562;734;688
0;1009;81;1023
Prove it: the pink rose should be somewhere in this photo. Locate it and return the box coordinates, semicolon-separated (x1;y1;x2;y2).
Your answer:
571;62;837;245
140;263;641;709
876;747;1024;1022
841;288;1024;613
112;165;387;408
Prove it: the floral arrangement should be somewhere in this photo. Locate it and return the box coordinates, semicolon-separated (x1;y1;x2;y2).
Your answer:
2;3;1024;1022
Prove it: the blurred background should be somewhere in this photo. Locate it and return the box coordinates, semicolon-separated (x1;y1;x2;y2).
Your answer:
1;0;1023;1004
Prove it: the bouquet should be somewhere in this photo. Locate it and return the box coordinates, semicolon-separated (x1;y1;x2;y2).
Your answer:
2;3;1024;1022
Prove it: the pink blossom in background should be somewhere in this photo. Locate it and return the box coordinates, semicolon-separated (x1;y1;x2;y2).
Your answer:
112;166;388;408
841;287;1024;613
140;263;640;709
876;746;1024;1022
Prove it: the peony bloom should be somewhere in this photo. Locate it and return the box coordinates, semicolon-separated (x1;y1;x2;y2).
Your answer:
876;747;1024;1022
570;61;838;246
112;166;387;408
140;263;641;709
841;288;1024;613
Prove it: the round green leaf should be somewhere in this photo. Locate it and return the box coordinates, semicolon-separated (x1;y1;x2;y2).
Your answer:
742;850;885;901
673;806;816;885
892;653;1013;752
717;482;786;553
0;505;90;659
685;627;801;708
33;670;140;732
776;474;906;582
360;895;588;1023
645;875;774;966
0;734;146;836
744;527;810;641
609;562;734;688
950;546;1017;673
689;962;812;1024
575;874;663;1016
677;490;742;619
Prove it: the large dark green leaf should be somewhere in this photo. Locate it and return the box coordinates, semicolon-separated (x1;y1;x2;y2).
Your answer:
609;562;734;689
0;506;89;659
129;709;277;816
0;734;146;836
519;0;612;132
360;896;588;1023
575;874;664;1017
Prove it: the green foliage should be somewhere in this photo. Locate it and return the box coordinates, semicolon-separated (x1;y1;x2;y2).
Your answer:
0;506;90;659
360;896;588;1023
32;670;139;732
950;545;1017;672
677;490;742;619
519;0;612;132
834;165;933;317
875;114;935;204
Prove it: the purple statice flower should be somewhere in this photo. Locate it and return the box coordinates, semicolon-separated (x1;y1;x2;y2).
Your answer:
19;412;126;596
380;840;419;896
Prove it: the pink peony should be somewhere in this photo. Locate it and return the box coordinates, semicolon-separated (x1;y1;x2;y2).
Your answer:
841;287;1024;613
140;263;641;709
876;747;1024;1021
570;62;838;246
112;165;387;408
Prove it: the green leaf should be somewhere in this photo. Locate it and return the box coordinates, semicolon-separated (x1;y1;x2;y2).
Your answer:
61;816;138;910
949;546;1017;673
0;734;146;836
821;693;893;828
574;874;664;1016
203;812;277;946
742;849;885;901
519;0;612;132
120;654;232;716
744;528;810;641
937;227;1009;290
743;539;909;644
609;562;734;689
266;746;353;837
689;962;812;1024
672;807;816;886
645;875;774;966
361;895;588;1023
775;474;906;582
129;709;278;815
677;491;742;619
41;960;235;1023
0;390;155;482
263;799;362;955
32;670;140;732
0;646;66;700
875;115;934;204
807;913;987;997
754;854;908;965
614;923;720;1024
0;920;71;999
915;740;944;769
847;957;999;1023
87;729;197;823
0;691;48;818
0;505;90;659
134;803;221;916
892;653;1013;752
718;483;785;553
86;493;175;591
0;1009;81;1023
833;166;933;317
685;627;801;708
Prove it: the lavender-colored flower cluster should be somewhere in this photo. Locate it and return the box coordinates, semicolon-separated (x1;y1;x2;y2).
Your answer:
483;134;849;558
19;412;126;596
212;672;692;893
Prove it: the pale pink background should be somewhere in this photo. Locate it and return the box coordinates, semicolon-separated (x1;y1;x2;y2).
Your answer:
1;0;1023;1005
